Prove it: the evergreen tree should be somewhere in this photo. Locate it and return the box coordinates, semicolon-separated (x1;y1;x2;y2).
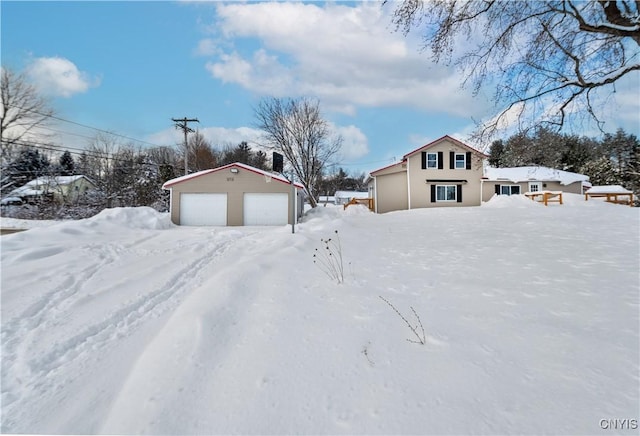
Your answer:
251;150;269;170
559;136;596;173
488;140;505;167
580;157;622;186
4;147;51;193
59;151;75;176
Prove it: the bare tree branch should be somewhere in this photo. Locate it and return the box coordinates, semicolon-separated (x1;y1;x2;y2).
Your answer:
1;67;55;160
389;0;640;141
254;97;342;207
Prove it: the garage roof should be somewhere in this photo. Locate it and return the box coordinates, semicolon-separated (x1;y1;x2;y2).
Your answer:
162;162;305;189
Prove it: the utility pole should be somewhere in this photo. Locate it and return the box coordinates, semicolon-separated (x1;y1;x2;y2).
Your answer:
172;117;199;175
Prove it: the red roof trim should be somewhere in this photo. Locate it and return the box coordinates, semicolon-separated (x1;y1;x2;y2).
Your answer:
369;160;406;176
162;162;304;189
402;135;489;159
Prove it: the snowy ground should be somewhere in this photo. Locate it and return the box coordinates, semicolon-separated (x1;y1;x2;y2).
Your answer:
1;195;638;434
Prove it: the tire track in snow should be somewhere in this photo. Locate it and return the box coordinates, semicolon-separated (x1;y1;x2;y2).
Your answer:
1;230;258;428
100;231;304;434
1;243;122;401
2;232;161;362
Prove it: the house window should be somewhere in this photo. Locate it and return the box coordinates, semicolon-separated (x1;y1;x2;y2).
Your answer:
500;185;521;195
427;153;438;168
455;153;466;169
436;185;457;202
529;182;542;192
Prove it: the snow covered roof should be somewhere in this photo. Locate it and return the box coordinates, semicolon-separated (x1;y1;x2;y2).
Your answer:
9;187;44;197
8;175;94;198
162;162;305;189
585;185;632;194
25;175;92;187
483;166;589;186
334;191;369;199
0;196;23;205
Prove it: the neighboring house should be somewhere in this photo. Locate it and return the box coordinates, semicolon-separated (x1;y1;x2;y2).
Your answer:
162;162;305;226
367;135;488;213
6;175;96;204
482;166;590;201
318;195;336;204
334;191;369;206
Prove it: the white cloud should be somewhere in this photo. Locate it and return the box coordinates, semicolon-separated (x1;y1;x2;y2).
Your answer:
194;38;219;57
332;124;369;161
203;2;484;117
26;57;98;98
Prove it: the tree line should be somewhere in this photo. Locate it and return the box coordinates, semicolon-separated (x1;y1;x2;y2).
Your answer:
0;129;366;219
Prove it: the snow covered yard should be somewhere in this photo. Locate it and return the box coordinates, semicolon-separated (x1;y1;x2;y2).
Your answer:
1;196;638;434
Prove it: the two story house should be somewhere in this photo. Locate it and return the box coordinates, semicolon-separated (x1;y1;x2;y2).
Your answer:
367;135;488;213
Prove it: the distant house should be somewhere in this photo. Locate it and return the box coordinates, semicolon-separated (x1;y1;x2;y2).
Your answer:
334;191;369;206
367;135;489;213
6;175;96;204
482;166;590;201
162;162;305;226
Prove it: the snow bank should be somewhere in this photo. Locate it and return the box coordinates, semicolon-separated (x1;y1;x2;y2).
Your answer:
1;207;171;231
0;217;61;229
84;207;173;230
482;194;542;208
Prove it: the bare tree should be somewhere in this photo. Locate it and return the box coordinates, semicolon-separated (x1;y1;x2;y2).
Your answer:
188;131;218;171
388;0;640;140
1;67;54;159
254;97;342;207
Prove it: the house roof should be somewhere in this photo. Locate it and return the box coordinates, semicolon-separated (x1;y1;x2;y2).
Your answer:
26;175;93;187
8;175;95;197
369;160;406;176
403;135;489;159
162;162;305;189
483;166;589;186
334;191;369;198
368;135;488;177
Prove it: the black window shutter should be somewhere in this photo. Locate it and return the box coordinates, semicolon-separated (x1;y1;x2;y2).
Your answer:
495;184;501;195
449;151;455;169
438;151;443;169
430;184;436;203
421;152;427;169
457;184;463;202
466;152;472;170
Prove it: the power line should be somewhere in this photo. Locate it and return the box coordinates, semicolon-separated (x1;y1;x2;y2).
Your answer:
36;125;104;142
7;139;183;172
10;105;168;148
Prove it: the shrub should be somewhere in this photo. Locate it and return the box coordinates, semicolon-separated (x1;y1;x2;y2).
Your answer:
313;230;345;284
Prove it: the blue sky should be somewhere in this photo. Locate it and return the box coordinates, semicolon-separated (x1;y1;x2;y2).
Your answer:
2;1;639;175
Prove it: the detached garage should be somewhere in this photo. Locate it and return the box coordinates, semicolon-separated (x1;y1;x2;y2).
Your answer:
162;162;304;226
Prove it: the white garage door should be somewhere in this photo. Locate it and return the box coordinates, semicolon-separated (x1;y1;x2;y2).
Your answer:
179;193;227;226
243;193;289;226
